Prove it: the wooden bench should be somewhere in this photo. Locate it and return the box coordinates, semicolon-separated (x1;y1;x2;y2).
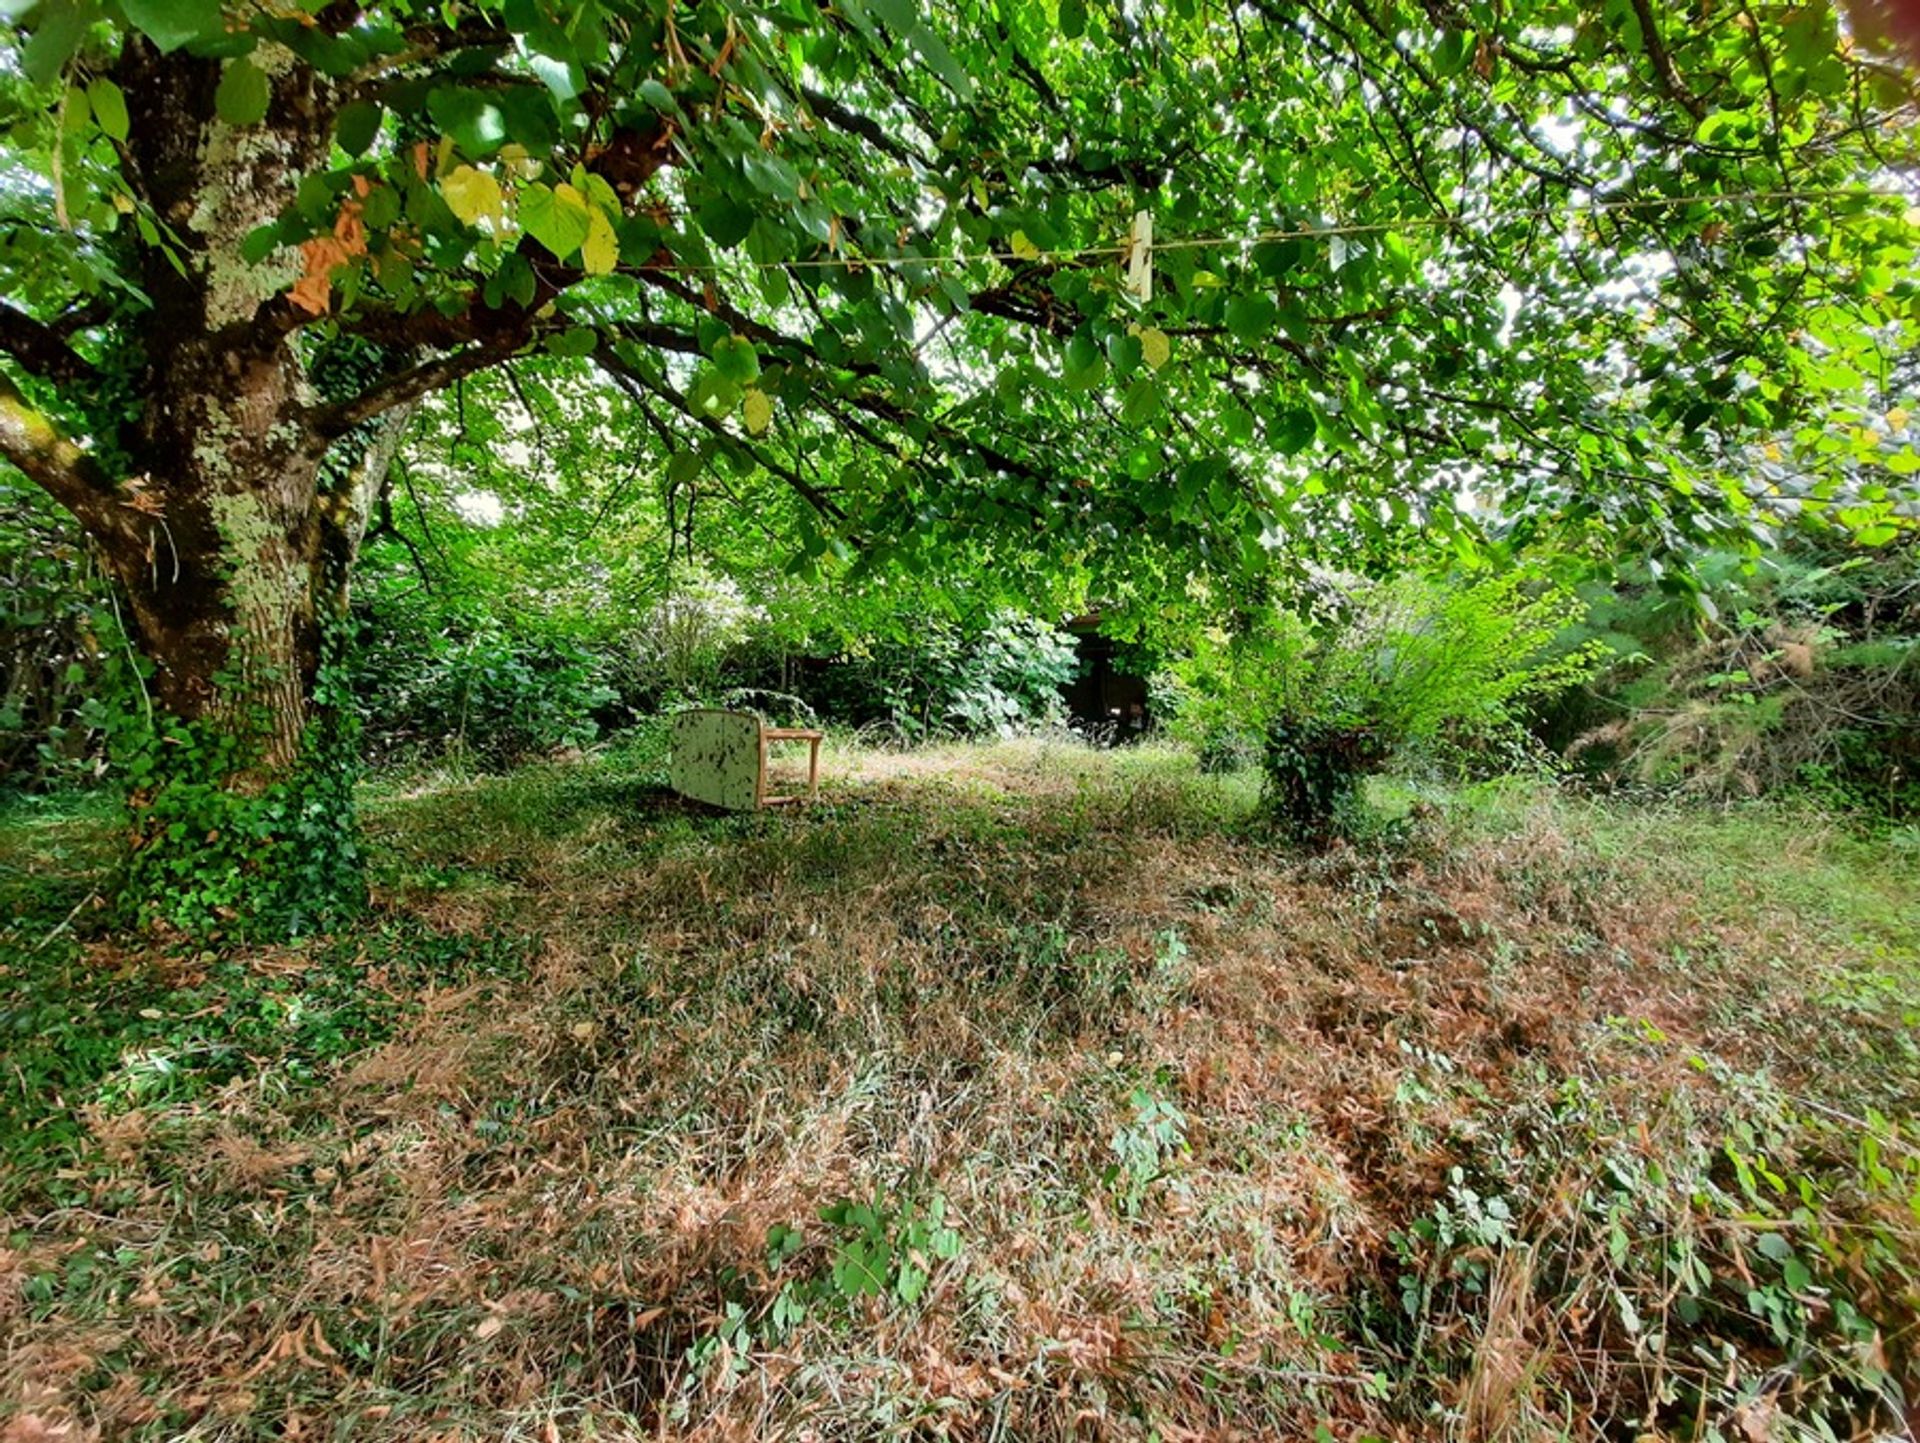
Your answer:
668;708;823;811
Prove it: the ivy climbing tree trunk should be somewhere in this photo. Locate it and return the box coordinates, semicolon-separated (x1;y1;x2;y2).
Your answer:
0;40;421;934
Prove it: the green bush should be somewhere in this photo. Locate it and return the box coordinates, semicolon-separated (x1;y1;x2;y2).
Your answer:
773;611;1077;741
1169;571;1604;841
350;610;617;770
1557;539;1920;819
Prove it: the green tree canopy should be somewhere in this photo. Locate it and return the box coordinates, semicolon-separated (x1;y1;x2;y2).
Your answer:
0;0;1914;928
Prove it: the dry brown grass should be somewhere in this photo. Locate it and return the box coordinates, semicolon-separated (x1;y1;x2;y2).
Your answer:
4;741;1917;1441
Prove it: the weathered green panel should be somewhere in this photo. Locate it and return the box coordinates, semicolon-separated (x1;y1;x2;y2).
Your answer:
669;709;761;810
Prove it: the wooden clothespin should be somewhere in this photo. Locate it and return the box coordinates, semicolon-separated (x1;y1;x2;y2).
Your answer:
1125;209;1152;304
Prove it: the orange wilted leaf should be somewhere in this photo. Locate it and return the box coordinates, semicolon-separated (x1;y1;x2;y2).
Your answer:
333;199;367;257
290;235;348;315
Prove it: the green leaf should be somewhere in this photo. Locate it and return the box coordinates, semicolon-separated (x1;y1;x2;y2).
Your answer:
868;0;975;100
120;0;224;54
695;191;755;249
742;388;774;436
666;449;705;486
546;325;598;358
689;369;742;417
711;335;761;385
1272;407;1316;455
428;87;507;156
1120;377;1160;425
335;100;383;158
22;0;89;86
518;182;592;258
215;59;273;128
62;83;89;133
240;222;282;264
1225;293;1277;344
87;79;129;141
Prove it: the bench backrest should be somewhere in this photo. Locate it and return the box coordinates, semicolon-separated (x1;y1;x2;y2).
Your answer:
668;708;762;811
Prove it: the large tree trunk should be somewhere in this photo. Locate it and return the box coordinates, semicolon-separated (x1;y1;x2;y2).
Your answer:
80;42;388;934
0;36;460;933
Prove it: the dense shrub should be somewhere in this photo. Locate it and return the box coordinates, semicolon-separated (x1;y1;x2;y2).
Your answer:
750;612;1078;741
1167;571;1603;840
350;608;617;770
608;573;764;708
1557;539;1920;818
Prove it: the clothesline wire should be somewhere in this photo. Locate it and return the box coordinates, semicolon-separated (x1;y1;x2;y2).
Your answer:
653;185;1905;273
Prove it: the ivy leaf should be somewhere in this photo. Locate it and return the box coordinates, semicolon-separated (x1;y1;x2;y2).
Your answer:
240;222;283;264
518;182;591;258
215;59;272;128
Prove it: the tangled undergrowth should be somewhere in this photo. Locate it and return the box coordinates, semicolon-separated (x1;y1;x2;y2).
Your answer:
2;739;1917;1441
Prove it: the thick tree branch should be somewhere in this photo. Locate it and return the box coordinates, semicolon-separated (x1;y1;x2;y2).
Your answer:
801;87;930;168
1626;0;1707;120
311;338;528;437
0;372;139;553
0;303;100;387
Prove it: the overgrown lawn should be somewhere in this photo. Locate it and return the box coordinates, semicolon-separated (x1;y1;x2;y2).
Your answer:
4;742;1917;1439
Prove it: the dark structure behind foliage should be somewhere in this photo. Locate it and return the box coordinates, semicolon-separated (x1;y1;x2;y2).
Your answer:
1062;615;1152;741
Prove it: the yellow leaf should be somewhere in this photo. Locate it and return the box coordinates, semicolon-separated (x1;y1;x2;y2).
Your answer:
1763;442;1781;461
1888;406;1910;432
441;165;502;226
743;388;774;436
582;206;619;275
1009;230;1040;261
1136;326;1171;370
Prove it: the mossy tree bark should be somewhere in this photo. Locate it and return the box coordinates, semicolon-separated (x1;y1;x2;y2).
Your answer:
0;40;447;933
